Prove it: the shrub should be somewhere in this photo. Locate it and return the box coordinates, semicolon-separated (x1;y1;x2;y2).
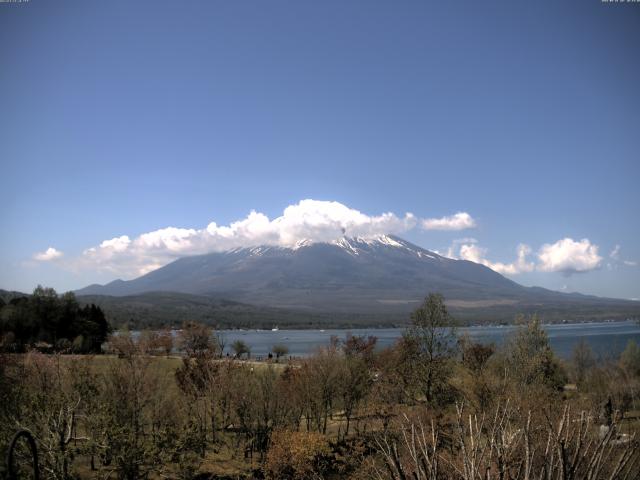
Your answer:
264;430;331;479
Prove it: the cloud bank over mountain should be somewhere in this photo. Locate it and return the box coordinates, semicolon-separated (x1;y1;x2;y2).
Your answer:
36;200;476;277
32;199;628;280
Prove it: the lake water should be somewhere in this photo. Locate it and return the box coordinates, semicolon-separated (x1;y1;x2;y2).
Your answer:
214;320;640;359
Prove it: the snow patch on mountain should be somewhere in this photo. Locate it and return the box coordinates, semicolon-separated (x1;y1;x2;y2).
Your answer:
222;234;443;262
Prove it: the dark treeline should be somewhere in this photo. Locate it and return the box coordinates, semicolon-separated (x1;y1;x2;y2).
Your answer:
76;291;407;331
1;293;640;479
66;291;640;330
0;285;110;353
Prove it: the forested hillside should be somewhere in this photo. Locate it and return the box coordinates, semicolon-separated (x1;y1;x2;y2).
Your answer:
0;286;110;353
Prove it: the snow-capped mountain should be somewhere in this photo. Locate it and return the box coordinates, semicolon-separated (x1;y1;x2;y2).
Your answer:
76;235;521;311
76;234;639;318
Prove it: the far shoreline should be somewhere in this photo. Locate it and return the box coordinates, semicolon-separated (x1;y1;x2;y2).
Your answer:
119;316;639;333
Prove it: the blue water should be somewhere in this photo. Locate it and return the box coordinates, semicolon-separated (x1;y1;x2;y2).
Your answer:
213;320;640;359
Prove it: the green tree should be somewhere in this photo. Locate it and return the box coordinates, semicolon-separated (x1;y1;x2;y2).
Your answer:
507;315;566;391
0;287;109;353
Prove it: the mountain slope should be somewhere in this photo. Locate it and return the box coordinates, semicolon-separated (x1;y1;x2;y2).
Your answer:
76;235;640;320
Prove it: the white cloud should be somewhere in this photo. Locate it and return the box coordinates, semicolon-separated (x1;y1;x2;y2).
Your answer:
421;212;476;231
35;198;611;283
610;245;621;260
33;247;63;261
457;242;534;275
457;243;486;263
444;237;478;258
72;199;421;277
444;237;606;277
537;238;602;275
100;235;131;252
606;245;636;268
509;244;536;274
450;238;605;277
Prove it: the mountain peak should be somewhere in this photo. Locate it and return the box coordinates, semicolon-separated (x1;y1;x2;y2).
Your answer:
230;234;420;257
329;234;405;255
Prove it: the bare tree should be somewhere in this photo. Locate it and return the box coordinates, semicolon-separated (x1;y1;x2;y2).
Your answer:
179;322;218;357
373;401;640;480
272;344;289;362
231;339;250;359
404;293;457;404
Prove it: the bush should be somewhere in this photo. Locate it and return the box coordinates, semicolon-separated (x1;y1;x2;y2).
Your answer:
264;430;331;479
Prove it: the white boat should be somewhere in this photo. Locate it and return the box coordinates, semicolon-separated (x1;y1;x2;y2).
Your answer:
271;326;279;331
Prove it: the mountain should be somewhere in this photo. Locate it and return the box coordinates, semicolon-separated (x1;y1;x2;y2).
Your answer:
76;235;525;310
76;235;640;324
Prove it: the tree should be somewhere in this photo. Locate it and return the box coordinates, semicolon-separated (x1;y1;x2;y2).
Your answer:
106;330;137;357
215;332;226;358
571;339;595;386
507;315;566;391
338;354;371;436
0;287;109;353
179;322;217;358
79;303;110;352
343;333;377;361
138;329;173;356
232;339;250;359
459;335;494;373
620;340;640;377
374;401;640;480
96;344;178;480
1;352;109;480
457;335;497;411
297;345;341;434
404;293;457;404
157;328;174;356
272;344;289;362
175;355;217;451
336;334;377;436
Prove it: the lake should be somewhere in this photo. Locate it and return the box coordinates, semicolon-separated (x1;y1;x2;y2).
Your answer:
213;320;640;359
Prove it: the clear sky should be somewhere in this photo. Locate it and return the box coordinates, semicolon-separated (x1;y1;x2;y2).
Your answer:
1;0;638;299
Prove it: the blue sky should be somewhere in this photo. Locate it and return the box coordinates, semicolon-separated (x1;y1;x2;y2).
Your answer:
0;0;638;299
